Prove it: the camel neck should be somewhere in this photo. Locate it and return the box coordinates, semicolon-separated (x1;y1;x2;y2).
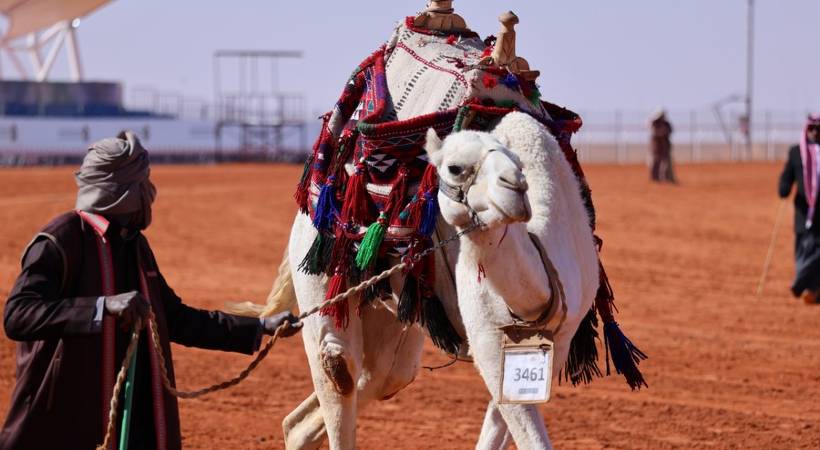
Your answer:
458;223;551;322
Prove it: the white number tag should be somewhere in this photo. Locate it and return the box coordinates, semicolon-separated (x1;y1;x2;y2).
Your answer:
500;344;553;404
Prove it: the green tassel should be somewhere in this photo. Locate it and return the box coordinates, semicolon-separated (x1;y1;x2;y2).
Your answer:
355;213;387;270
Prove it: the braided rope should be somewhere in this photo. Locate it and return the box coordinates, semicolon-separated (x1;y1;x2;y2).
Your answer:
96;319;142;450
97;222;478;449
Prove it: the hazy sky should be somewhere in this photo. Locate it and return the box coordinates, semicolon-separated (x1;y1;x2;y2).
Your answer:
29;0;820;116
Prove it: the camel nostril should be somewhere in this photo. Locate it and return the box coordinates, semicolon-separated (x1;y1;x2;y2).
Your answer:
498;170;528;192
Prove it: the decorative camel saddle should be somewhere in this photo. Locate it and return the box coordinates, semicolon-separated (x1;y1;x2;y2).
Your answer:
294;4;646;388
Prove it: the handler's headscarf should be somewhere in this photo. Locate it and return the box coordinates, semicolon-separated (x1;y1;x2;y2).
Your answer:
75;131;157;229
800;114;820;228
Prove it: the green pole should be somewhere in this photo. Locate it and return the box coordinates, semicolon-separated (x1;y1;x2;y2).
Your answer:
118;343;139;450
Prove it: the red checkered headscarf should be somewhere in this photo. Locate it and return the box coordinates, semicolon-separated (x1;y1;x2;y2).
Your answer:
800;114;820;228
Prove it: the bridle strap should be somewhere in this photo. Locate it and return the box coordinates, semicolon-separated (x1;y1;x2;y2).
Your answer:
437;148;498;228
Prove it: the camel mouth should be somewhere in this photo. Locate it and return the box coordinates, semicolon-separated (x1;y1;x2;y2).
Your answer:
489;193;531;223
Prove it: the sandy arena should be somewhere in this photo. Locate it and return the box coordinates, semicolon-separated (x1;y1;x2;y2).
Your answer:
1;161;819;449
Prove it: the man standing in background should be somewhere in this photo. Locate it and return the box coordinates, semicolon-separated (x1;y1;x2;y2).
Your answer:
649;109;677;183
779;115;820;304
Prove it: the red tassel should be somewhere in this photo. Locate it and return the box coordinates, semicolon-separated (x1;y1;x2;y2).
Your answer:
400;195;423;228
328;229;351;275
387;166;410;224
420;248;436;287
294;155;313;214
446;34;457;45
321;271;349;329
419;162;438;192
341;160;371;224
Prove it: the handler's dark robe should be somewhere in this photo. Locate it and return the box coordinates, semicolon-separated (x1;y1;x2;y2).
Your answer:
0;212;263;450
778;144;820;296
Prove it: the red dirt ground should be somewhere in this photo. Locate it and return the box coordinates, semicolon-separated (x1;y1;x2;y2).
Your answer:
1;162;819;449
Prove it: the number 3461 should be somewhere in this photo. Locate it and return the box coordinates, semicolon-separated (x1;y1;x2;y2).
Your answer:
513;367;545;382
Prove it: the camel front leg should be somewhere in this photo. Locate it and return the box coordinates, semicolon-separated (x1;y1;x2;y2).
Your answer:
292;276;363;449
470;328;552;449
283;393;325;450
283;297;426;449
462;300;552;450
476;401;513;450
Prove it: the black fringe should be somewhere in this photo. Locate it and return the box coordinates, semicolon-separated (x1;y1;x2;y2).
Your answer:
560;308;602;386
298;233;335;275
603;321;648;390
352;259;392;305
421;294;462;355
397;275;421;323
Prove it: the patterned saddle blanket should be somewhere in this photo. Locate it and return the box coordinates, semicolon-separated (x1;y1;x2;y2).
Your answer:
293;17;588;355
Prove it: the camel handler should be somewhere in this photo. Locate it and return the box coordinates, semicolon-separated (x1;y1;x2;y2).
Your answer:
649;109;676;183
0;131;301;450
779;115;820;304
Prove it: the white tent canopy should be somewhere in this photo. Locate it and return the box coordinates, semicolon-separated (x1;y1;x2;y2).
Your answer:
0;0;110;41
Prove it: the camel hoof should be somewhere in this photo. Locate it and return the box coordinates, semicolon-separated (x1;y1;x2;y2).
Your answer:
321;351;355;396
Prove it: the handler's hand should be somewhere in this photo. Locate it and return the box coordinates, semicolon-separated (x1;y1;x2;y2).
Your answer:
262;311;302;337
105;291;149;332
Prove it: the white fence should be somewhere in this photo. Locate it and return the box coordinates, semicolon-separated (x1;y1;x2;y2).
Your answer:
573;109;807;164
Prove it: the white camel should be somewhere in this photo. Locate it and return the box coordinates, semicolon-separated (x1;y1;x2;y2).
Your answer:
234;111;599;449
425;112;599;448
227;5;605;446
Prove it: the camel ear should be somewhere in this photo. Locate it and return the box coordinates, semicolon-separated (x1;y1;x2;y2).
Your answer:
425;128;444;167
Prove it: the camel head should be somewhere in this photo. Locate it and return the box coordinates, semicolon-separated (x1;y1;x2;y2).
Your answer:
425;128;531;230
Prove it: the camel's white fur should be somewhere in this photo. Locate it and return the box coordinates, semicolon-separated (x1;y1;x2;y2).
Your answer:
230;111;597;449
253;212;465;449
426;112;599;448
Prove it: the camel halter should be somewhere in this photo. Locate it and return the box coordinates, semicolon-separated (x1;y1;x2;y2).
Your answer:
437;147;498;227
439;154;565;333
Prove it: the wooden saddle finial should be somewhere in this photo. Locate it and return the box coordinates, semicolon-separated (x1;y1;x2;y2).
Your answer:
414;0;469;32
484;11;540;81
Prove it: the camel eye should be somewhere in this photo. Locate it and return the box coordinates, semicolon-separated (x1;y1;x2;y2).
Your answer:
447;165;463;176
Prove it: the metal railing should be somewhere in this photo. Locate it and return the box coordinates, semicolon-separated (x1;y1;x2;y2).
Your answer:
573;109;808;164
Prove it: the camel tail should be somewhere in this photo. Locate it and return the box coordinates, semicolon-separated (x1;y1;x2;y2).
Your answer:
225;245;298;318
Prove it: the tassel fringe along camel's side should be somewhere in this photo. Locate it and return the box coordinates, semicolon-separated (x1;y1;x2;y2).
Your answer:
226;245;298;318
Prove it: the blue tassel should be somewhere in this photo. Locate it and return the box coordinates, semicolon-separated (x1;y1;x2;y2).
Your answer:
603;321;648;390
500;73;520;91
313;176;338;231
419;191;439;236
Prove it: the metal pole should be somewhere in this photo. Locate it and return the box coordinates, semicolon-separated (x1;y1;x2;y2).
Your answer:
746;0;755;158
65;25;84;81
614;110;622;164
690;110;696;163
765;110;773;160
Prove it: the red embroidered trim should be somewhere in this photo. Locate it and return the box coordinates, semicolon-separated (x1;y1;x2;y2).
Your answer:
77;210;110;237
137;253;168;450
395;42;468;88
78;211;117;450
